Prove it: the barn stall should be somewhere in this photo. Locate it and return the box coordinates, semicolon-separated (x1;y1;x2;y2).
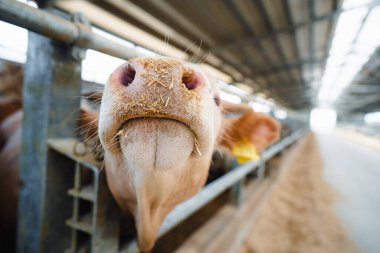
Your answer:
0;0;379;253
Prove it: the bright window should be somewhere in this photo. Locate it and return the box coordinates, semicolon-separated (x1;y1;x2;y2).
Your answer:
310;108;337;132
364;111;380;124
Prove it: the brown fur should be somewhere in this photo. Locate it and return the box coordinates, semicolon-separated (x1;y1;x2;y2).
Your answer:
0;110;22;252
219;111;281;152
0;62;23;99
0;97;22;123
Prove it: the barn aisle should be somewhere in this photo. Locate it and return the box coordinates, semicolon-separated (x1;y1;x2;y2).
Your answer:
317;132;380;253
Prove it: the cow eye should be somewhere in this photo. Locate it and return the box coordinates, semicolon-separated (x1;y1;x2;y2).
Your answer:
214;96;220;106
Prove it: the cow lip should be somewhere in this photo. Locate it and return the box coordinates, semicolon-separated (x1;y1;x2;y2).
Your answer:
114;115;201;156
117;115;192;132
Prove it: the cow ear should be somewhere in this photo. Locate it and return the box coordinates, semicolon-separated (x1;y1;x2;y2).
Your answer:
218;111;281;153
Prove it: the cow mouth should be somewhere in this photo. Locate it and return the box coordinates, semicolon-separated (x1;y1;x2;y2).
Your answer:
114;116;202;157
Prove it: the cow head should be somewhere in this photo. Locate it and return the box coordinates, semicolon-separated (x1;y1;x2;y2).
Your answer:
218;101;281;154
98;57;221;251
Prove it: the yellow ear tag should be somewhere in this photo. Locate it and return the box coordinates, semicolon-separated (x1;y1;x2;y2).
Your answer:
232;138;260;164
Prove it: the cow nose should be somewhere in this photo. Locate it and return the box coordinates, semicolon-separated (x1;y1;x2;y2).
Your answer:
113;58;206;95
102;57;211;150
100;57;217;160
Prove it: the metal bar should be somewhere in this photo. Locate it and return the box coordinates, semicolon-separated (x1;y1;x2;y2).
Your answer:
92;170;120;253
229;161;245;207
336;94;380;110
347;85;380;93
17;28;81;253
257;160;266;180
308;0;315;62
272;86;317;97
323;0;339;57
69;163;81;252
351;103;380;114
283;0;306;88
306;0;316;98
253;57;325;77
285;100;312;107
121;129;306;253
147;0;215;46
224;0;260;73
230;178;244;207
254;0;290;67
262;81;306;90
279;93;315;100
0;0;141;60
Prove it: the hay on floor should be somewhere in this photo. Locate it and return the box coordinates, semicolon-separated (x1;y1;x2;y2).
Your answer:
240;133;355;253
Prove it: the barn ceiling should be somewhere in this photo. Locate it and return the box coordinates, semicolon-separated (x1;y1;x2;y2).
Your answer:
54;0;380;114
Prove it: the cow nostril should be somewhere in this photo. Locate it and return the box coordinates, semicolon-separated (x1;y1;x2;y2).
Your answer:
182;69;198;90
214;96;221;106
121;64;136;87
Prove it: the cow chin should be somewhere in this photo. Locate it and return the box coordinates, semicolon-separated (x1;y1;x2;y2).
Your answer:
103;117;212;252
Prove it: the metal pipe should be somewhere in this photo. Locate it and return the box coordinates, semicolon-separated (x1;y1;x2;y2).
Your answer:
0;0;141;60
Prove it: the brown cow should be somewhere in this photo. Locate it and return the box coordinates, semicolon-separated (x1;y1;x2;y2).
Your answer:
0;57;280;252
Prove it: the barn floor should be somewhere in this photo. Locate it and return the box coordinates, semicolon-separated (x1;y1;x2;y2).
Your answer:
317;131;380;253
240;131;380;253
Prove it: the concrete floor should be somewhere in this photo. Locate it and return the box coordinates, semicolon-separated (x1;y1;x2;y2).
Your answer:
317;132;380;253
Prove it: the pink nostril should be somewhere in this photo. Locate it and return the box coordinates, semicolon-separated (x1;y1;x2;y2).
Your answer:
120;64;136;86
182;69;199;90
